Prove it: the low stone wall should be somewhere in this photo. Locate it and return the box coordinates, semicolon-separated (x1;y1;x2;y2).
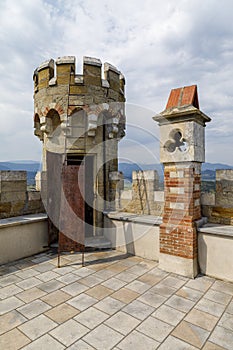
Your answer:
0;171;44;219
118;170;164;216
201;170;233;225
0;213;48;264
104;212;161;261
198;224;233;282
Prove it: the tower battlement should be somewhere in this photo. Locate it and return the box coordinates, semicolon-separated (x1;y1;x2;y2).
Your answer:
34;56;125;97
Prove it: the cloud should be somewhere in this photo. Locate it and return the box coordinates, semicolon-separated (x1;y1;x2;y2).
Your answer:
0;0;233;165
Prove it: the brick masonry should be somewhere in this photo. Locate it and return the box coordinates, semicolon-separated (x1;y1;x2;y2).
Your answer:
161;163;201;259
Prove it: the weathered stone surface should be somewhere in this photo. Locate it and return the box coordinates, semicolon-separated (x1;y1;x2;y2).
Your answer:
0;181;27;193
0;171;27;182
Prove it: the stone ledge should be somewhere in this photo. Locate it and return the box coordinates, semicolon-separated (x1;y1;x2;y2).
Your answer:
104;211;162;225
0;213;47;229
198;223;233;237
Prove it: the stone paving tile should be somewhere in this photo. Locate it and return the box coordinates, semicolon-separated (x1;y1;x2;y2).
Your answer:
18;314;57;340
93;269;116;280
22;334;65;350
50;319;89;346
209;325;233;350
37;279;65;293
52;266;75;275
176;286;203;302
0;284;23;299
36;270;60;282
73;267;94;277
74;307;109;329
136;316;173;342
67;293;98;311
119;257;140;267
185;276;214;292
79;275;104;287
32;255;52;264
15;268;40;280
219;312;233;331
138;260;158;269
105;310;140;335
61;281;89;296
138;272;164;286
126;280;151;294
0;275;23;288
67;339;95;349
49;257;71;267
202;341;226;349
0;328;30;350
16;277;42;290
95;296;125;315
115;271;137;282
0;310;27;335
117;329;159;350
0;265;18;276
126;264;149;277
83;323;124;350
85;285;113;300
172;320;210;348
56;273;81;285
101;277;127;291
185;308;218;331
152;304;185;326
123;299;155;320
106;262;129;274
204;289;232;306
165;295;195;313
0;296;24;315
17;299;51;319
33;262;55;273
138;291;167;308
226;301;233;315
45;302;80;323
158;335;199;350
150;283;177;298
211;280;233;295
195;298;226;317
149;267;168;279
41;290;71;306
2;250;233;349
160;275;186;289
111;287;139;303
17;287;46;303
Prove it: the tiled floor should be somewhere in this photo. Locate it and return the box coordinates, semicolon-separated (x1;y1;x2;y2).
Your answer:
1;250;233;349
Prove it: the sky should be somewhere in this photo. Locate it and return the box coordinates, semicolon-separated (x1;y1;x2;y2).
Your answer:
0;0;233;165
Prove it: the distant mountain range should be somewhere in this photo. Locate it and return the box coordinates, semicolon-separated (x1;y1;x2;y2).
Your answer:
0;161;232;184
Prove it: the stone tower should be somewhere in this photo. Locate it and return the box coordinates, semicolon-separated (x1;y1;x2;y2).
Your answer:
154;85;211;277
33;56;126;246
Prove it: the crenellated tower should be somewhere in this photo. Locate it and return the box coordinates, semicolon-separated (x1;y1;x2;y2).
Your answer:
33;56;126;248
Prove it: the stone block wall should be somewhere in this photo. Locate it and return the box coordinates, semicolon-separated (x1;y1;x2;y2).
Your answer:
0;171;44;219
201;169;233;225
120;170;164;216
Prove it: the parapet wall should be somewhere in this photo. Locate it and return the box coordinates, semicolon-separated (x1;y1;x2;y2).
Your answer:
34;56;125;96
119;170;164;216
0;171;44;219
201;169;233;225
33;56;125;138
